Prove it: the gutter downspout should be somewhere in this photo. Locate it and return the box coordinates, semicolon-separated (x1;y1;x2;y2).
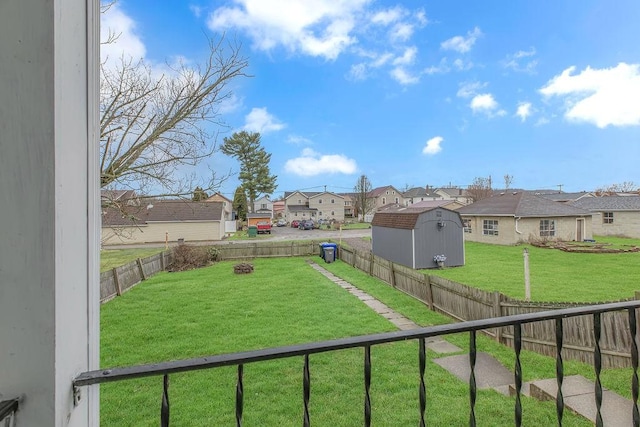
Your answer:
515;217;522;235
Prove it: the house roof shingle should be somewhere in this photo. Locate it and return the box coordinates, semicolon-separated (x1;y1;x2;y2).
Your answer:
457;192;592;217
102;200;224;226
570;195;640;211
372;206;459;230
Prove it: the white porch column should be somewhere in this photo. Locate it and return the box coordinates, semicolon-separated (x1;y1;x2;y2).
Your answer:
0;0;100;426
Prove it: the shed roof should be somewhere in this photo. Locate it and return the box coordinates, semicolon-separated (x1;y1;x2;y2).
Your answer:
372;206;460;230
457;192;591;217
102;200;224;226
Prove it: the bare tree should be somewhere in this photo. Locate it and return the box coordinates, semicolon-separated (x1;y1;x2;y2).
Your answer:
594;181;639;196
354;175;375;221
467;176;493;202
100;35;249;200
504;174;514;190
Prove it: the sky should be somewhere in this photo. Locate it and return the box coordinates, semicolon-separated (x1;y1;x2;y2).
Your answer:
101;0;640;200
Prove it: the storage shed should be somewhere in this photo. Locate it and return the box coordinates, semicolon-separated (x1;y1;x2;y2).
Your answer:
371;206;465;269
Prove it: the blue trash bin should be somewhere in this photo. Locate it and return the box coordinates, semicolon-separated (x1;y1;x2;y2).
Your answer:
321;242;338;263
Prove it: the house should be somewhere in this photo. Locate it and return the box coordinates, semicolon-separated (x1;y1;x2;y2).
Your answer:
371;206;465;269
570;195;640;238
457;192;593;245
435;187;473;205
283;191;346;223
342;194;355;218
206;192;234;219
402;186;443;206
272;200;285;218
101;200;225;245
253;195;273;218
368;185;406;211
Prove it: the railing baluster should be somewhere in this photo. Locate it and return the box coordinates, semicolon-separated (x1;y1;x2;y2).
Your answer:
236;364;244;427
419;338;426;427
594;313;603;427
469;330;477;427
303;354;311;427
364;345;372;427
161;374;170;427
555;318;564;425
629;308;640;426
514;323;523;427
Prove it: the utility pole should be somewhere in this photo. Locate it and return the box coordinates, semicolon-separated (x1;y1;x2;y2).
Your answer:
557;184;563;193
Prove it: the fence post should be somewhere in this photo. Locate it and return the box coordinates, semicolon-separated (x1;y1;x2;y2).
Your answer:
493;291;502;343
424;275;434;310
160;251;165;271
351;248;357;268
369;252;374;276
389;261;396;288
136;258;146;281
112;267;122;296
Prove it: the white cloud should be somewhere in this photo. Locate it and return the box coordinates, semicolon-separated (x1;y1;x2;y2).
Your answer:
441;27;482;53
189;4;203;18
390;67;419;85
515;102;532;122
393;46;417;66
390;23;414;42
243;107;286;133
457;81;487;98
453;58;473;71
287;135;313;145
502;47;537;73
370;6;404;26
470;93;506;117
422;136;443;155
284;148;357;176
540;62;640;128
423;58;450;75
348;63;368;81
100;3;146;65
208;0;369;60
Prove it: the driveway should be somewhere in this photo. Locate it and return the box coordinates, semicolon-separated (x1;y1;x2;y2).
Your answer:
103;225;372;249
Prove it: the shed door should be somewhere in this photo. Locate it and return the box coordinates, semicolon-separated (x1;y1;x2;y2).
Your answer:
576;219;584;241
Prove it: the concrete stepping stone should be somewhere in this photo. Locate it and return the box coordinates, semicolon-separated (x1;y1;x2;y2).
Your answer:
427;340;463;354
530;375;634;425
433;352;516;390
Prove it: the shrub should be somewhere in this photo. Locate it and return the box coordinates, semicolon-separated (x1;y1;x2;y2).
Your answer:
169;244;215;272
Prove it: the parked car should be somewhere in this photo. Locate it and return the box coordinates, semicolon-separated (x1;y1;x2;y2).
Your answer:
291;220;301;228
276;218;287;227
298;220;314;230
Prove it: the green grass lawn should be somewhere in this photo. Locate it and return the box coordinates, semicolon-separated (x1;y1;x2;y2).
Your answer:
101;257;596;426
100;248;164;272
341;221;372;230
428;236;640;302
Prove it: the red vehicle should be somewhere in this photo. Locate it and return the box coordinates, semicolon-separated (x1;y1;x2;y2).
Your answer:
256;221;272;234
291;220;301;228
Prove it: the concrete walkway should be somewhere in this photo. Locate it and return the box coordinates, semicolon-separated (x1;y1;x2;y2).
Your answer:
307;259;635;425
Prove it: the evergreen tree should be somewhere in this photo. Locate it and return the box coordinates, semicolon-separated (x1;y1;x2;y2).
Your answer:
233;186;248;221
221;131;277;212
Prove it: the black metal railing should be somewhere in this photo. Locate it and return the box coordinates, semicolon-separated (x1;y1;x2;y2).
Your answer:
74;300;640;426
0;398;19;427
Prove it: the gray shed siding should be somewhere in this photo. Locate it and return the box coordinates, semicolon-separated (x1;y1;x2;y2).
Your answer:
372;227;415;267
372;208;465;269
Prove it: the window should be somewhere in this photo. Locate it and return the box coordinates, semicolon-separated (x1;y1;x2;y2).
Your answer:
603;212;614;224
382;197;386;205
318;199;322;204
463;219;472;233
319;211;323;216
483;220;499;236
331;211;335;216
395;197;399;204
540;219;555;237
298;199;302;204
261;203;267;209
294;213;298;217
331;199;335;203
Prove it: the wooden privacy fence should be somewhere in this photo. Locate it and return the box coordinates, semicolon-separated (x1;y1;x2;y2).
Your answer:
100;241;325;303
339;245;638;368
100;251;172;303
